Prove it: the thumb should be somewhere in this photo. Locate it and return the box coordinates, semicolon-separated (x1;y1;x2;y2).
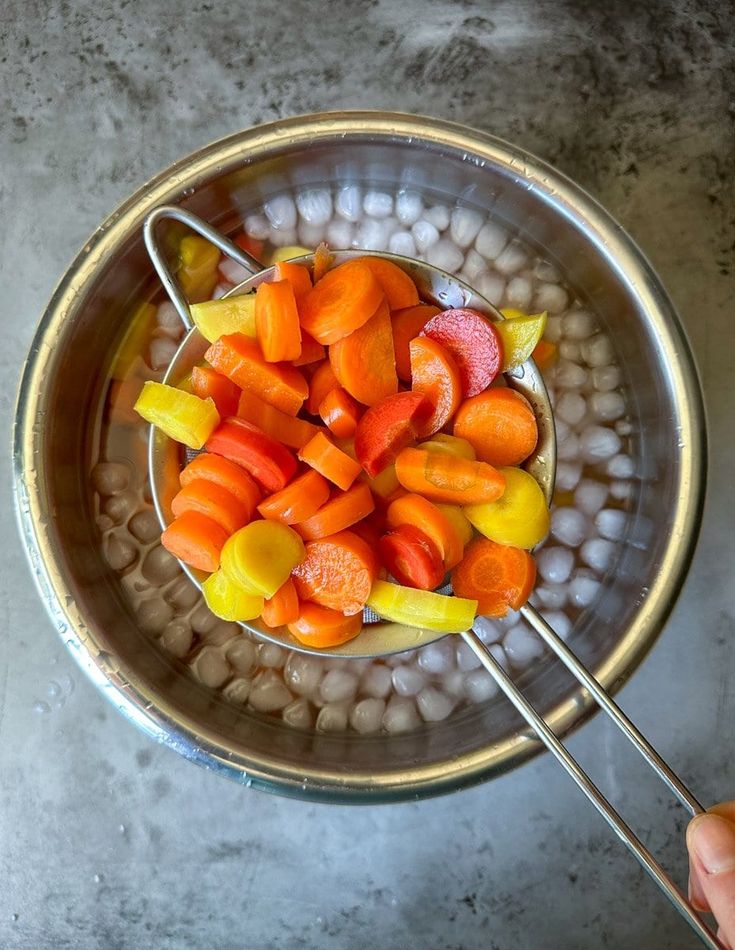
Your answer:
687;813;735;945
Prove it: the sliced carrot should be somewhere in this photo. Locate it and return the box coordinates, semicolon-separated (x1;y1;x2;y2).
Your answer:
451;537;536;617
287;602;362;648
350;510;388;550
312;242;332;283
329;299;398;406
354;256;420;311
395;447;506;505
531;338;558;369
161;510;229;573
234;232;265;261
293;332;325;367
379;523;445;591
354;391;432;478
422;308;503;397
255;279;302;363
292;530;378;615
206;417;297;492
363;463;402;504
386;493;464;569
453;388;538;467
190;365;241;418
319;387;361;439
237;389;322;450
299;260;385;345
306;360;339;415
256;470;331;524
205;334;308;416
295;482;375;541
171;478;251;536
180;453;261;516
409;336;462;437
261;577;300;627
298;430;362;491
392;303;441;382
273;260;312;303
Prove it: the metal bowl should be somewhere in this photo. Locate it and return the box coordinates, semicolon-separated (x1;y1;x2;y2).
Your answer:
13;112;706;802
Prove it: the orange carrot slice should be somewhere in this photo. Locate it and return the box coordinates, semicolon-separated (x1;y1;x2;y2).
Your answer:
386;493;464;569
237;389;322;450
171;479;251;536
298;430;362;491
287;602;362;648
451;537;536;617
395;447;506;505
180;453;261;516
205;334;308;416
306;360;339;415
453;388;538;467
312;242;332;283
295;482;375;541
273;260;312;303
354;256;420;310
319;387;361;439
392;303;441;381
354;391;432;478
261;577;300;627
161;511;229;573
292;530;378;615
190;365;241;418
379;523;445;590
255;279;302;363
206;417;297;492
409;336;462;437
329;299;398;406
293;332;325;367
531;339;558;369
257;470;331;525
299;260;384;345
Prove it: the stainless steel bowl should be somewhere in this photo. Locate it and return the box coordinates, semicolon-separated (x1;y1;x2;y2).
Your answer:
13;112;706;802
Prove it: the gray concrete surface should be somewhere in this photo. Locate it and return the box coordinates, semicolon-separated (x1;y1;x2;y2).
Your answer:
1;1;734;947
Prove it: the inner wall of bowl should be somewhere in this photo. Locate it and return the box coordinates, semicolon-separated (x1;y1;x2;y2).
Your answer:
31;130;690;792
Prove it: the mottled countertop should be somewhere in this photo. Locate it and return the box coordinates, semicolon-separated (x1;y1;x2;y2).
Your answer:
1;2;733;947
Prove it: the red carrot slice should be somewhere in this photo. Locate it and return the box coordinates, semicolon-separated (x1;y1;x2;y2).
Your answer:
206;417;297;492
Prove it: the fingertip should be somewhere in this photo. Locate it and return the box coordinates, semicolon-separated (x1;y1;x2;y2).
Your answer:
688;856;711;913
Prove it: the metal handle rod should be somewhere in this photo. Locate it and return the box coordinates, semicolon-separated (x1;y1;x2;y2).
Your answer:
143;205;263;330
520;603;704;817
460;629;720;948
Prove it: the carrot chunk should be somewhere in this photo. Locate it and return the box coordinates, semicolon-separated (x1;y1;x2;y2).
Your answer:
329;299;398;406
354;256;420;310
293;332;325;367
451;537;536;617
171;478;252;536
298;431;362;491
255;279;302;362
421;308;503;397
273;260;312;303
306;360;340;415
379;523;446;591
319;387;361;439
299;260;385;345
206;417;297;492
386;493;464;569
292;530;378;615
190;365;241;418
257;470;331;525
395;447;506;505
294;482;375;541
453;388;538;467
179;453;261;517
261;577;300;627
409;336;462;437
287;602;363;648
354;391;432;478
531;338;558;369
392;303;441;382
312;242;332;283
237;389;322;450
161;510;229;573
205;333;308;416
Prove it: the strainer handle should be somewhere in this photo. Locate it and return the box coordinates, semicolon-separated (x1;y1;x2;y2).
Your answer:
461;620;719;948
143;205;263;330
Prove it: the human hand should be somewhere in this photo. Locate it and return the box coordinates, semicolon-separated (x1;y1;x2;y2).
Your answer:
687;803;735;948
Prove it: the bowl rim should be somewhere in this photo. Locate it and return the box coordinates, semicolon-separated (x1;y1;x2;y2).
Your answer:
13;110;707;802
